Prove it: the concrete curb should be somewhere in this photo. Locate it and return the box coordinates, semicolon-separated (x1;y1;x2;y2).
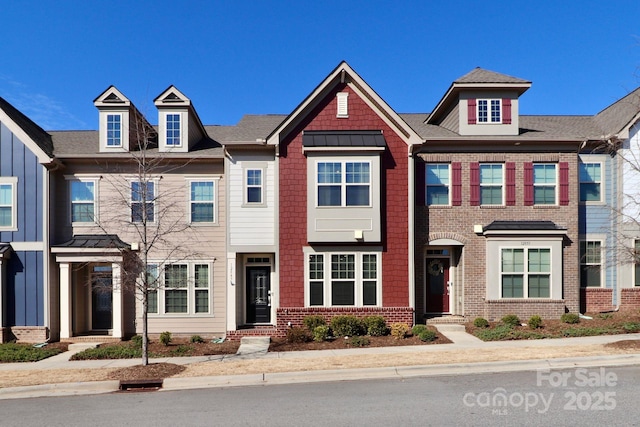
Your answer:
0;380;120;400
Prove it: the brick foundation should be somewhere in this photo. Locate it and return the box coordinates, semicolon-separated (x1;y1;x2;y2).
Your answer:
9;327;49;343
580;288;614;313
275;307;414;337
484;299;567;321
620;288;640;312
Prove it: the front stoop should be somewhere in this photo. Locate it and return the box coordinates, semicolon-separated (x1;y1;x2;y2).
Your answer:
425;315;466;325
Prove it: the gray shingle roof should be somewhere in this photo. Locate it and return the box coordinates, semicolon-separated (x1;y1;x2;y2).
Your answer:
0;96;55;158
455;68;531;84
594;87;640;136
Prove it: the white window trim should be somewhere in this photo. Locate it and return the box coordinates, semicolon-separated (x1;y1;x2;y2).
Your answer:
479;163;504;206
499;246;553;299
0;177;17;231
303;249;382;307
579;159;604;205
146;260;214;316
185;176;219;225
65;175;100;226
244;167;265;206
533;163;558;206
163;112;183;148
580;238;604;288
129;178;159;224
477;98;502;124
425;163;451;206
315;160;372;208
106;113;123;147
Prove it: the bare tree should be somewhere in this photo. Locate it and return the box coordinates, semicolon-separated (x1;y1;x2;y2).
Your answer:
92;116;203;365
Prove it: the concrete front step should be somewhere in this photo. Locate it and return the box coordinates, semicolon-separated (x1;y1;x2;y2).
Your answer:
239;336;271;345
236;336;271;356
425;316;466;325
68;342;102;351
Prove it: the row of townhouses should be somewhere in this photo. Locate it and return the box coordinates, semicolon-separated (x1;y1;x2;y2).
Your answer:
1;62;640;343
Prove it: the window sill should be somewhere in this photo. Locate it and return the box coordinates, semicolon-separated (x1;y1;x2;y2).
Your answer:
427;205;452;209
533;205;560;209
241;203;268;208
189;222;219;227
480;205;506;209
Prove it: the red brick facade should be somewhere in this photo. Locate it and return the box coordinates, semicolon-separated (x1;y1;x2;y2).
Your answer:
580;287;615;313
620;288;640;311
278;83;410;324
415;151;581;320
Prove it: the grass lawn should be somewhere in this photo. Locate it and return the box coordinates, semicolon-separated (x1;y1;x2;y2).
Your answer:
0;342;65;363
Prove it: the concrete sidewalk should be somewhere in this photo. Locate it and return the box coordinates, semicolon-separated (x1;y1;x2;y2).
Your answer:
1;326;640;399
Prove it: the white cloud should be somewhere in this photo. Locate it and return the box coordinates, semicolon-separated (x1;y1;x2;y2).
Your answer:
0;74;87;130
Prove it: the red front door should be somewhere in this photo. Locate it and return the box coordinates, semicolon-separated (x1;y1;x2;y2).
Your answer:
426;258;450;313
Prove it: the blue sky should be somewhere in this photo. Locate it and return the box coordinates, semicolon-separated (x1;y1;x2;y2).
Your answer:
1;1;639;130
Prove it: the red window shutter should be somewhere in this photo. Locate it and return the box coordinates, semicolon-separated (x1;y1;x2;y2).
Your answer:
524;162;534;206
467;99;477;124
452;162;462;206
502;98;512;124
559;162;569;205
506;162;516;205
470;162;480;206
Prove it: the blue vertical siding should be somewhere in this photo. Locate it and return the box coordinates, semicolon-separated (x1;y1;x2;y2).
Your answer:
6;251;43;326
0;121;46;327
0;122;44;243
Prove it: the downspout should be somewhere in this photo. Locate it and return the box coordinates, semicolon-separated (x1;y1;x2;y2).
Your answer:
408;144;415;316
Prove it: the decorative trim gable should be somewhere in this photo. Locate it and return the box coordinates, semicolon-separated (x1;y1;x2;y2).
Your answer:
266;61;423;148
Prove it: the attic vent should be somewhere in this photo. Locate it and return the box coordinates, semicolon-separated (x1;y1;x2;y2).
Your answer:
104;93;123;103
163;92;182;102
337;92;348;118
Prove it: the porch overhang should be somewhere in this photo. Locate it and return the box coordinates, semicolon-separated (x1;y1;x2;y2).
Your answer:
52;234;130;262
428;238;465;246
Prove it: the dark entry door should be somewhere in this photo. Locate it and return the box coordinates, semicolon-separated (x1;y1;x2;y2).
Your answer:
426;258;450;313
246;266;271;323
91;265;113;330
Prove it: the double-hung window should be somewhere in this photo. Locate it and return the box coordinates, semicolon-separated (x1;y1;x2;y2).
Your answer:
307;252;380;307
190;181;214;223
106;114;122;147
166;114;181;146
478;99;501;123
148;262;210;315
131;181;155;223
480;164;503;205
246;169;263;204
580;241;602;287
0;178;16;230
501;248;551;298
425;164;450;205
70;180;97;223
533;164;557;205
317;161;370;207
579;162;602;202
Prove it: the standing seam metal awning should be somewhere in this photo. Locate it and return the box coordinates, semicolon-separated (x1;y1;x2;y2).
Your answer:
302;130;386;148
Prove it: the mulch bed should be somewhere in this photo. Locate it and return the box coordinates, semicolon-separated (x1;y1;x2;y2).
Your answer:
466;311;640;339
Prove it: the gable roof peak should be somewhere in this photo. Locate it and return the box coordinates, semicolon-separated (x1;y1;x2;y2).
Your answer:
0;96;55;161
93;86;131;106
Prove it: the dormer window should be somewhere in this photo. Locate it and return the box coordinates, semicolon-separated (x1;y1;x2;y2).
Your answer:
166;113;181;146
478;99;501;123
106;114;122;146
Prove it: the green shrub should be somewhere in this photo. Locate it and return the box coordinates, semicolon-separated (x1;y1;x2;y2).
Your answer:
330;315;364;337
597;313;613;320
528;315;543;330
170;344;193;356
418;330;437;342
349;336;370;347
561;313;580;324
312;325;330;342
363;316;388;336
130;335;143;348
473;317;490;328
562;327;611;337
286;327;311;343
303;315;326;332
159;331;172;346
474;324;514;341
623;322;640;332
71;345;142;360
390;322;410;339
501;314;521;328
190;335;204;344
412;324;428;335
0;343;63;363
